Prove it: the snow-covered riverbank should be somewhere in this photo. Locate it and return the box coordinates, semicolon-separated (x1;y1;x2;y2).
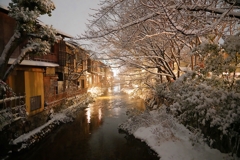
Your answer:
9;100;88;152
119;106;238;160
0;87;104;160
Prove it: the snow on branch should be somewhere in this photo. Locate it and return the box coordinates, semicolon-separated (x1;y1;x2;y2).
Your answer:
177;4;240;19
79;12;160;39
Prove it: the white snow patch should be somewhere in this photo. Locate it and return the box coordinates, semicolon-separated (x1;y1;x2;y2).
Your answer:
12;113;67;144
131;110;234;160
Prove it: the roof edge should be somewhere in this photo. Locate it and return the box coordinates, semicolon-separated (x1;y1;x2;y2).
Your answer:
8;58;59;67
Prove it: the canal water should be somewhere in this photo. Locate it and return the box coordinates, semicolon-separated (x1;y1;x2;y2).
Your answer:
10;85;159;160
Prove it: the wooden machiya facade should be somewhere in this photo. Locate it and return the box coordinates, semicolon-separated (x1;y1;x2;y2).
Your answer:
0;5;113;116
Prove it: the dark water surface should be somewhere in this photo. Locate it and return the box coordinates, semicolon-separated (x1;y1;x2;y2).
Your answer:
10;85;159;160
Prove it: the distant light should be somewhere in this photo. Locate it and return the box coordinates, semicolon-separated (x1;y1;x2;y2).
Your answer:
112;68;119;76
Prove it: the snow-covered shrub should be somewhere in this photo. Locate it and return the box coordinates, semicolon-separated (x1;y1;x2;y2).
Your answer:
119;110;156;134
155;35;240;156
150;107;179;143
151;124;177;144
156;71;240;156
158;71;240;135
187;126;206;146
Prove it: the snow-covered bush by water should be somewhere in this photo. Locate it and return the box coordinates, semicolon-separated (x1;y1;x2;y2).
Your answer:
119;106;233;160
163;71;240;134
154;36;240;157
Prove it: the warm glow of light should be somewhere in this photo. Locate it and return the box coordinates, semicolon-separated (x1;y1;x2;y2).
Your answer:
113;84;120;92
133;84;138;88
112;68;119;77
97;95;122;99
122;88;134;95
108;88;112;93
88;87;103;97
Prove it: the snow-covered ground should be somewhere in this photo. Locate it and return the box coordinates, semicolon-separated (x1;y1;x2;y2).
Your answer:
12;112;71;145
119;106;238;160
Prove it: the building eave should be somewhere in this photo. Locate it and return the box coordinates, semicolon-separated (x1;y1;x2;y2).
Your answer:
8;58;59;67
0;5;9;14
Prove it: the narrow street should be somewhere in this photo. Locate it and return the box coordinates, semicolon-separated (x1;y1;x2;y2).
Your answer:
9;84;159;160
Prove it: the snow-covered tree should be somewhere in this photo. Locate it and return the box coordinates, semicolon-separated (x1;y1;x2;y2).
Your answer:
0;0;61;82
80;1;240;155
79;0;240;90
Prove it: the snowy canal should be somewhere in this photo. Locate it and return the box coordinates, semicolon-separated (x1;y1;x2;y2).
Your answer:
10;85;159;160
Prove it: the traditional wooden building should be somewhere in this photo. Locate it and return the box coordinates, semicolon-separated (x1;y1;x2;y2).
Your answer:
0;5;45;115
0;5;112;116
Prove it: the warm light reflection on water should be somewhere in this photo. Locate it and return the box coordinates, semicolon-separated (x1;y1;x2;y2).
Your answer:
98;108;102;121
96;95;122;100
86;107;91;123
9;84;158;160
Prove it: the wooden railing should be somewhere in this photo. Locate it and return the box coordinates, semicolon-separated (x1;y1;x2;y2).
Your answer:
45;88;88;108
67;88;88;98
0;95;26;130
45;92;67;108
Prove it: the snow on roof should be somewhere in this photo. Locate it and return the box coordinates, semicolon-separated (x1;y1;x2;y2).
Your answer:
37;19;73;38
56;29;73;38
65;41;77;49
8;58;59;67
0;5;9;13
66;40;88;52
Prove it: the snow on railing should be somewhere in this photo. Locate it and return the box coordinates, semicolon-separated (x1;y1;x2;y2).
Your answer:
0;94;26;131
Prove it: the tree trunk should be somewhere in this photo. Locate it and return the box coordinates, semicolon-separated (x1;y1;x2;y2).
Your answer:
0;31;26;81
3;46;35;81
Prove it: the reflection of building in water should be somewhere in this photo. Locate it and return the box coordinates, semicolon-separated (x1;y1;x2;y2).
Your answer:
85;102;104;134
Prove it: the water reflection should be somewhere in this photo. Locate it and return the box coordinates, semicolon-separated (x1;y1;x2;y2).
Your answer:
86;107;91;124
9;85;158;160
98;108;102;121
